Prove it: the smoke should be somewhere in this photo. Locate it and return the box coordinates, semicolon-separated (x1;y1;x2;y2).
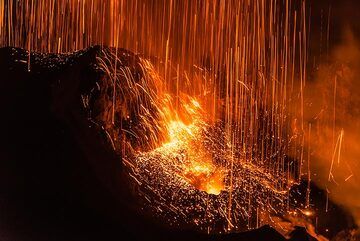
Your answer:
305;28;360;227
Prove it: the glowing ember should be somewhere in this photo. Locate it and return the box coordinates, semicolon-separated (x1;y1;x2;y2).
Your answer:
163;122;224;195
143;98;225;196
301;209;315;217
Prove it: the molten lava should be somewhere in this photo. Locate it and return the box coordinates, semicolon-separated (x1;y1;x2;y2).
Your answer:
161;117;225;195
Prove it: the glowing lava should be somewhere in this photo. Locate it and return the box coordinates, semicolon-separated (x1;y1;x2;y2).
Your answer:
147;99;225;195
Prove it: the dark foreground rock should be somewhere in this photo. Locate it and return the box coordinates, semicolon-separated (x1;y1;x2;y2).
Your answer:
0;46;339;241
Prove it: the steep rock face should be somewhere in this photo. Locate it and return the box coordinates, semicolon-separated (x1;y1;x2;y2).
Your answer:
0;46;318;241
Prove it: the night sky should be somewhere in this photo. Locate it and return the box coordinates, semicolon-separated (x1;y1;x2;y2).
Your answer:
310;0;360;56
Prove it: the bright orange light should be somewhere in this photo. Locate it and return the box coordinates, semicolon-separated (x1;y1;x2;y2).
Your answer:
183;161;224;195
157;99;225;195
301;209;315;217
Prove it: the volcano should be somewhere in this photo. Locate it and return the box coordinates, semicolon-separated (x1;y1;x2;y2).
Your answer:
0;46;356;241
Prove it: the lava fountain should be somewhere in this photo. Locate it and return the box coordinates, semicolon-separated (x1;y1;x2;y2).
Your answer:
1;0;310;234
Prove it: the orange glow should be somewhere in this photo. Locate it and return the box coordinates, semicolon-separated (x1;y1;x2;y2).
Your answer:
150;97;225;195
183;162;224;195
301;209;315;217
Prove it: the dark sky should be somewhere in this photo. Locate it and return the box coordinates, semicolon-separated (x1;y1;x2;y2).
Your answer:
310;0;360;56
312;0;360;31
